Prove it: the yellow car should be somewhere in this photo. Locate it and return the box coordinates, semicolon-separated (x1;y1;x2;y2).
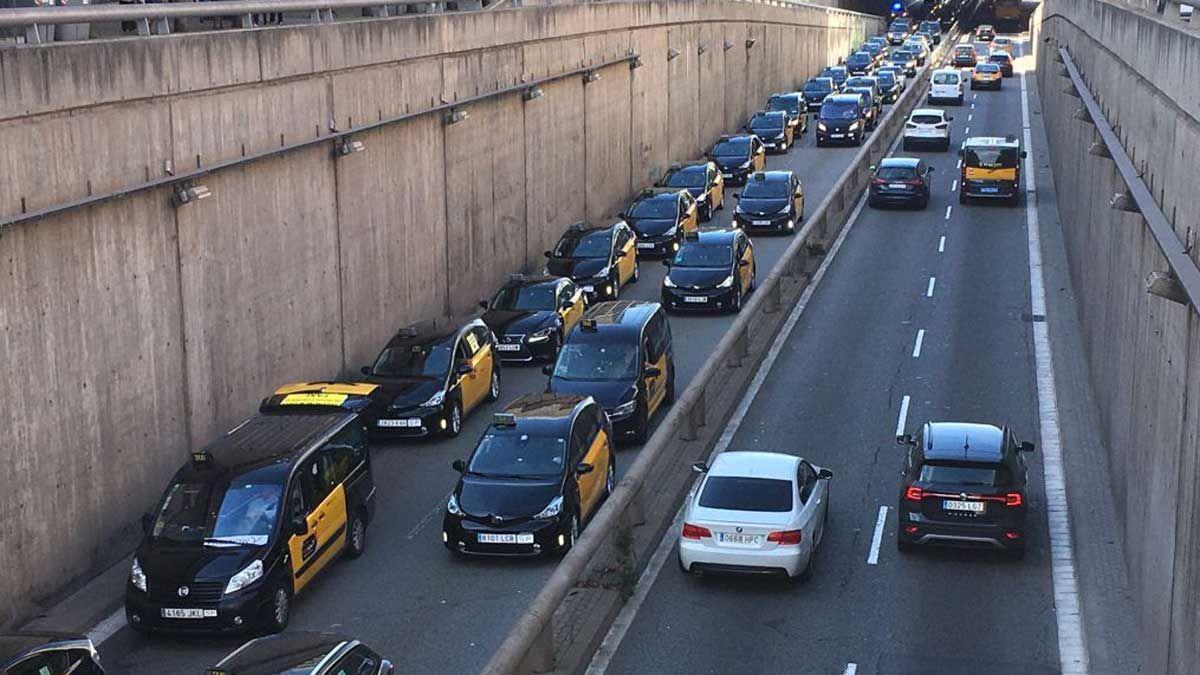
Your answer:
971;63;1003;90
545;221;639;302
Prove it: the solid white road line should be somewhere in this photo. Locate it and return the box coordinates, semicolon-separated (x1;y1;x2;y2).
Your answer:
912;329;925;358
895;394;910;436
86;608;126;647
867;506;889;565
938;235;946;252
1019;65;1090;675
926;276;936;297
843;664;859;675
944;205;952;220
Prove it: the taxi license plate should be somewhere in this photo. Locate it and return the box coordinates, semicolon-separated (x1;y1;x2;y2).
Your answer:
684;296;708;303
981;187;999;193
496;344;521;352
943;500;985;513
636;242;655;250
478;533;535;544
162;608;216;619
719;532;763;545
582;285;594;293
752;220;771;226
378;418;421;428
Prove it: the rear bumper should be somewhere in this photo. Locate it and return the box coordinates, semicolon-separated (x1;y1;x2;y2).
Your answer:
897;508;1026;550
962;180;1019;199
903;133;949;147
678;538;809;578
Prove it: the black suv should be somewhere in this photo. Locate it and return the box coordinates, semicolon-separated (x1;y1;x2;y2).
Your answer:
801;77;835;111
816;94;867;146
845;51;874;76
896;422;1035;559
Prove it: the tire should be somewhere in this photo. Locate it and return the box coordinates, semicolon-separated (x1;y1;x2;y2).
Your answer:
631;259;640;284
897;538;916;554
956;95;964;106
959;191;968;205
903;140;911;151
603;460;616;499
730;285;743;314
942;140;951;152
486;368;500;402
1004;546;1026;562
918;196;930;210
345;510;367;559
748;264;757;291
260;581;292;634
664;366;676;405
444;400;463;438
701;202;712;222
547;331;563;361
610;274;621;300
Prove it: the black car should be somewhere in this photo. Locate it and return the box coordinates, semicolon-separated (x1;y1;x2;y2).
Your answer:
815;94;867;146
891;49;919;77
544;221;639;302
844;76;883;109
621;187;699;255
126;397;376;633
952;45;979;68
819;65;849;89
766;92;808;135
989;51;1015;77
209;632;394;675
657;161;726;222
896;422;1035;559
481;275;584;363
801;77;836;111
868;157;934;209
0;633;105;674
875;70;901;103
845;51;874;76
886;18;912;44
860;41;885;65
843;88;878;130
546;301;674;443
706;134;766;185
444;395;615;556
919;20;942;43
744;110;793;153
661;228;755;314
732;170;804;233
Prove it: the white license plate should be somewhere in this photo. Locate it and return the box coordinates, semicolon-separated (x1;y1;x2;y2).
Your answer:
496;344;521;352
636;242;656;250
719;532;763;545
161;608;216;619
752;220;772;226
981;187;999;193
684;296;708;303
378;418;421;428
478;533;535;544
943;499;985;513
722;172;734;178
888;183;909;189
831;133;844;138
582;285;594;293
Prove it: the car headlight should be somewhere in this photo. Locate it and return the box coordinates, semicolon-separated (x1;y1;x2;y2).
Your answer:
611;400;638;418
849;121;861;131
738;160;752;169
421;390;445;408
529;326;556;342
535;496;564;520
597;265;611;278
663;276;677;288
130;557;147;593
817;122;827;131
717;275;735;289
447;492;463;516
224;559;263;596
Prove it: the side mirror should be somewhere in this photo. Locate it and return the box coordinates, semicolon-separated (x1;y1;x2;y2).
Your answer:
692;462;709;474
661;259;671;268
947;116;955;121
817;468;834;480
141;512;154;535
290;515;308;537
542;364;555;376
452;459;467;473
615;250;627;259
543;250;553;258
1020;150;1028;158
380;660;396;675
643;366;662;378
617;212;628;220
1019;441;1036;453
360;365;372;376
896;433;915;446
957;148;964;157
869;164;877;172
478;300;489;310
456;363;474;376
928;166;936;172
576;462;595;475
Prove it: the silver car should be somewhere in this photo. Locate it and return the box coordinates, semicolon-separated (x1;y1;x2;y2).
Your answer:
678;451;832;580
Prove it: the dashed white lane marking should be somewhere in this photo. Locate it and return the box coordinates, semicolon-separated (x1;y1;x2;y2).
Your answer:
1019;61;1089;675
912;329;925;358
965;126;971;134
895;394;910;436
407;500;447;539
938;235;946;252
944;205;952;220
951;179;958;192
867;506;889;565
968;113;973;121
971;102;976;109
926;276;936;297
843;664;858;675
957;158;963;169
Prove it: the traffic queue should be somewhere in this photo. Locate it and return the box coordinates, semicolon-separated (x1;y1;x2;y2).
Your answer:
102;16;1041;673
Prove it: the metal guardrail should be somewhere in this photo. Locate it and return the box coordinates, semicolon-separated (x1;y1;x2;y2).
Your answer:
481;30;958;675
1058;46;1200;311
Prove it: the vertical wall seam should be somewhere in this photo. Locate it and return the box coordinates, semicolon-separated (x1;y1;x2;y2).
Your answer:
166;99;194;453
440;56;453;318
327;73;348;374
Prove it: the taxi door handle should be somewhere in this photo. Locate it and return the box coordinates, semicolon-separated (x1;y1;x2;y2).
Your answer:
317;513;326;521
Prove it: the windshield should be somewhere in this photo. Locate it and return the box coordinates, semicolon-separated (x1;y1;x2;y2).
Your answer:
844;78;874;89
989;54;1010;63
672;244;733;268
699;476;793;512
553;342;639;381
372;340;453;378
468;434;566;478
631;198;677;219
664;170;706;189
976;64;1000;73
742;180;790;199
848;53;869;63
554;231;611;259
749;114;784;130
492;284;557;312
876;73;896;86
712;139;750;156
918;462;1011;486
932;72;960;84
964;147;1019;168
820;101;860;120
804;80;832;93
152;476;283;546
767;96;799;112
955;46;974;54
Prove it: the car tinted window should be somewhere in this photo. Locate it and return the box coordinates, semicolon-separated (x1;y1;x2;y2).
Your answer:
964;147;1019;167
554;231;612;259
371;339;454;378
932;72;960;84
469;433;567;478
8;651;72;675
819;100;860;119
554;342;639;381
748;113;784;130
712;139;751;156
664;169;706;188
804;79;832;93
742;180;790;199
672;243;733;268
911;113;943;124
918;462;1012;486
493;284;557;311
767;96;799;112
976;64;1000;73
877;166;917;180
699;476;793;512
630;198;677;219
876;72;896;86
330;645;381;675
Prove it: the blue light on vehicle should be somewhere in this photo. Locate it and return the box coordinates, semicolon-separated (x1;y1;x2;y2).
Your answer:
891;1;903;11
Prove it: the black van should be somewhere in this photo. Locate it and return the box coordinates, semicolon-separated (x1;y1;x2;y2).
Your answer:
544;301;675;444
815;94;867;147
125;394;376;633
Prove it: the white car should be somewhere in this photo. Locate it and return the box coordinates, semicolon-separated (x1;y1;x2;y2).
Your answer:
678;451;832;580
929;67;965;105
903;108;953;151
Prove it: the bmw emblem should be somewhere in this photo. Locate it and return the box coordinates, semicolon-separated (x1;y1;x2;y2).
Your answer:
735;526;743;533
177;586;190;597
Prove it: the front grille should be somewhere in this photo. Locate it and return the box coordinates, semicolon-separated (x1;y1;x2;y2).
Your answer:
502;334;525;343
150;580;225;605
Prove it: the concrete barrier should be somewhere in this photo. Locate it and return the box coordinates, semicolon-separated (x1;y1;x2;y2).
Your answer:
1032;2;1200;673
482;32;958;675
0;0;881;631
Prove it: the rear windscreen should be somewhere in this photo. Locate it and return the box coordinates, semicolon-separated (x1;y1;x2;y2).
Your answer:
964;147;1018;168
918;462;1011;486
877;166;916;180
699;476;793;512
911;114;942;124
932;72;960;85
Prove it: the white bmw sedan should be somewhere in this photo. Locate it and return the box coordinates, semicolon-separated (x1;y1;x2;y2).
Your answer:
678;451;832;580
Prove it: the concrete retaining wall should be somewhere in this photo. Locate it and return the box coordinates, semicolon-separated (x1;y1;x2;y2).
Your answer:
0;0;881;627
1032;1;1200;672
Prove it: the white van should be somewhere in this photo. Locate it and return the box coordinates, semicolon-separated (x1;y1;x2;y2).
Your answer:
929;68;964;105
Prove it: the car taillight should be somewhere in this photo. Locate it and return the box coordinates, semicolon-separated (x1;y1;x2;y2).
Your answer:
905;122;917;129
905;486;924;501
767;529;803;545
935;123;948;129
1005;492;1023;507
682;523;712;539
872;178;887;185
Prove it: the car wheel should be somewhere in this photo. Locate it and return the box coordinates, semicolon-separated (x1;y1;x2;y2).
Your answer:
486;368;500;402
918;196;929;210
604;460;616;498
956;95;964;106
664;366;676;405
1004;546;1026;562
903;140;911;151
261;581;292;633
631;259;640;284
748;264;757;292
548;331;563;360
730;285;743;314
346;510;367;559
445;400;463;438
610;274;621;300
701;202;712;222
959;191;968;205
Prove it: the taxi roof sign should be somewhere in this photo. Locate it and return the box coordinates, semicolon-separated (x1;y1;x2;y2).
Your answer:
191;451;211;466
280;392;348;407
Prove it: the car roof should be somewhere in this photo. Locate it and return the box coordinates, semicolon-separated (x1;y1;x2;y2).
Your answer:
825;93;861;104
880;157;920;168
0;633;92;666
685;227;739;245
210;631;353;675
710;451;800;480
924;422;1005;462
580;300;658;329
194;411;356;476
963;135;1019;147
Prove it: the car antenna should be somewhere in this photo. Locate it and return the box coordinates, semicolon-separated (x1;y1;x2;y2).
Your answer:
963;435;970;450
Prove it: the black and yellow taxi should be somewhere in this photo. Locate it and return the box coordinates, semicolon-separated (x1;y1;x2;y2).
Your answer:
732;170;804;233
656;161;725;222
959;136;1026;205
970;62;1003;89
209;632;394;675
544;221;638;302
442;394;615;556
480;275;584;363
744;110;794;153
661;228;755;314
706;134;766;185
766;92;809;136
126;395;376;634
351;319;500;438
620;187;700;257
545;301;675;444
0;633;105;674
